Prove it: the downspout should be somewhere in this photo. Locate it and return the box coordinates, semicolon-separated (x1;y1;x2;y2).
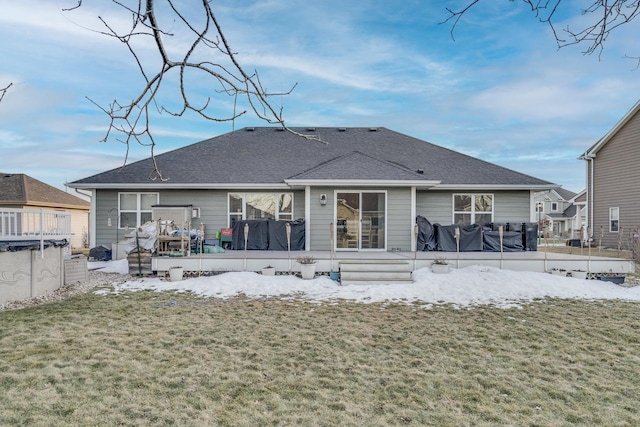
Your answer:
587;155;595;234
88;189;97;248
74;188;93;249
410;186;416;251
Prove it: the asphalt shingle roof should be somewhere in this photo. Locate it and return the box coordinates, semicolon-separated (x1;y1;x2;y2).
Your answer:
71;127;555;187
0;173;90;209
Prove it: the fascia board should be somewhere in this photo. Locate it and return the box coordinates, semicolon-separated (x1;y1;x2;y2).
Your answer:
66;183;292;190
433;184;560;191
284;179;441;188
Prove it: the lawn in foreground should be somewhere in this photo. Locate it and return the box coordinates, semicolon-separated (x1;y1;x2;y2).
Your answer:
1;289;640;426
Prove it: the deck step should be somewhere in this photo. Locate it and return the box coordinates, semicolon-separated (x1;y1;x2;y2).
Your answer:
339;260;414;285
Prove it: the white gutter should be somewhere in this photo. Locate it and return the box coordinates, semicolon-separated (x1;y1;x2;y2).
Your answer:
89;189;96;248
435;184;559;191
588;155;595;233
285;179;440;188
66;183;292;190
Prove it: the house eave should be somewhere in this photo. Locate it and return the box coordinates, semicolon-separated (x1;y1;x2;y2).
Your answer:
66;182;292;190
284;179;441;189
432;184;559;191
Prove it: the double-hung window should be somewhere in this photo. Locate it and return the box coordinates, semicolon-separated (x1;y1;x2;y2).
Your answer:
453;194;493;226
228;193;293;226
118;192;159;228
610;207;619;232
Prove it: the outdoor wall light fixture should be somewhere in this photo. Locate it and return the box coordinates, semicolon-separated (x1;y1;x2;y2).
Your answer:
320;194;327;206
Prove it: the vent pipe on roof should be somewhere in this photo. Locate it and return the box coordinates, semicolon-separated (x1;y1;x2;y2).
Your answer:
306;127;316;132
369;127;378;132
246;127;255;131
338;128;346;132
417;169;424;174
275;127;285;131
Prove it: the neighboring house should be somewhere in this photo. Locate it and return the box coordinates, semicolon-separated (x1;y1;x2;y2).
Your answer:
533;188;585;238
0;173;90;249
68;127;557;252
580;100;640;249
568;189;587;240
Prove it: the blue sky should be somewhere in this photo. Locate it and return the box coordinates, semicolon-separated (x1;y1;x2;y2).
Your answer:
1;1;640;193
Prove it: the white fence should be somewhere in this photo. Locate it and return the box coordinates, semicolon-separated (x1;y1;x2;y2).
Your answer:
0;208;71;242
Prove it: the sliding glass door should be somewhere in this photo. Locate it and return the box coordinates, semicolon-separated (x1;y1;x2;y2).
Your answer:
336;191;385;250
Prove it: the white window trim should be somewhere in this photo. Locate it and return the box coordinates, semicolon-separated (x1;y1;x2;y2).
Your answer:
609;207;620;233
227;192;294;226
452;193;494;225
551;202;558;212
117;192;159;229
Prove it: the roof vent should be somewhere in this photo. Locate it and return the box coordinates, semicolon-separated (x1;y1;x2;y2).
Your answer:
338;128;347;132
417;169;424;174
306;127;316;132
275;127;285;131
246;127;255;131
369;127;378;132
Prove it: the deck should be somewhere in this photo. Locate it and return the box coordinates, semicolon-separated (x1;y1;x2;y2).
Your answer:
150;247;635;277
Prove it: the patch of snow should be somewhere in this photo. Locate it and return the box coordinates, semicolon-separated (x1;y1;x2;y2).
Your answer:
97;264;640;309
88;259;130;275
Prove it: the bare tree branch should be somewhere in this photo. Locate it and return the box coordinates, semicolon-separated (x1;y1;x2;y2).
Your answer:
0;83;12;104
63;0;311;181
443;0;640;59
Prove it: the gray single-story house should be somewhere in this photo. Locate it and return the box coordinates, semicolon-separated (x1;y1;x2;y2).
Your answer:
68;127;557;252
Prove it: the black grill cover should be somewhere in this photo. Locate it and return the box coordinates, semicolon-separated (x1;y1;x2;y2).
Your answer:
416;215;437;251
434;224;483;252
483;231;524;252
268;219;306;251
231;220;269;250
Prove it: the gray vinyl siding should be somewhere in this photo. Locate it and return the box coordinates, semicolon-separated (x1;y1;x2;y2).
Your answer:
307;187;411;251
493;191;531;223
591;113;640;248
416;190;532;225
293;190;305;219
96;189;230;246
95;187;533;251
387;188;412;251
95;190;119;247
416;191;451;223
308;187;334;250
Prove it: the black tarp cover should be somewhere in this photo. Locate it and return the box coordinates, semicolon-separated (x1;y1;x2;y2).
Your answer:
483;231;524;252
89;244;112;260
268;219;305;251
523;222;538;251
231;220;270;250
434;224;483;252
416;215;437;251
0;239;69;253
231;219;306;250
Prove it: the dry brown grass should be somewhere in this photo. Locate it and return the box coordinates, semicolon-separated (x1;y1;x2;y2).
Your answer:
2;289;640;426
